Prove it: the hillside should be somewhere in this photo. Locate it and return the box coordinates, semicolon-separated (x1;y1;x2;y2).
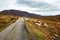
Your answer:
0;10;60;40
0;10;60;22
24;18;60;40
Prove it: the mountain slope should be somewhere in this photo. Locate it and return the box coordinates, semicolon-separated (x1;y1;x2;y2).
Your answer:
0;9;60;22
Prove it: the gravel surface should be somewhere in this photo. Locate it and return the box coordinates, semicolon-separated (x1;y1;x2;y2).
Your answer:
0;18;30;40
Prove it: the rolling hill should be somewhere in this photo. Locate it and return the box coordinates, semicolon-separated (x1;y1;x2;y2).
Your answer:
0;9;60;40
0;9;60;22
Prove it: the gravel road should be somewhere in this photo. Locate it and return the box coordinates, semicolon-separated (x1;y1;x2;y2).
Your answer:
0;18;30;40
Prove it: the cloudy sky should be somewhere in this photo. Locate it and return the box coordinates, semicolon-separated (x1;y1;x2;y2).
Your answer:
0;0;60;15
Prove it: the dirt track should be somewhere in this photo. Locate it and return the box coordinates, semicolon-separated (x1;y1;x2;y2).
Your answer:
0;18;29;40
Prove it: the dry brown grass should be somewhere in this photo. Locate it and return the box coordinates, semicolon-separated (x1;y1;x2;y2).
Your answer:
24;18;60;40
0;15;19;32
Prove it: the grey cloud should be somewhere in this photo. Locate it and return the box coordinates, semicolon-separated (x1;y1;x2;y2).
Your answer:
17;0;60;12
17;0;52;9
34;9;60;12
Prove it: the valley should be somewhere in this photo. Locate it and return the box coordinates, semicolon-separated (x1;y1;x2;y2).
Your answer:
0;10;60;40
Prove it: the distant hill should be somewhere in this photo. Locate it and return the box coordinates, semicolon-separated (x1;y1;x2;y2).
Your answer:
0;10;41;18
40;15;60;22
0;9;60;22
